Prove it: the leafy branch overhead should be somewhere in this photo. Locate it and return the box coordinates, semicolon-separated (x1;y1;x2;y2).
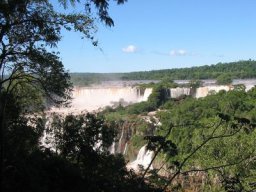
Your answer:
58;0;127;27
0;0;127;108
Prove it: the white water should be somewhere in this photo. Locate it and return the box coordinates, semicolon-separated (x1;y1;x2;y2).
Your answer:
127;145;154;172
50;79;256;113
140;88;153;101
73;87;140;110
51;87;153;113
123;142;128;155
118;127;125;153
170;87;191;98
110;142;116;154
195;85;232;98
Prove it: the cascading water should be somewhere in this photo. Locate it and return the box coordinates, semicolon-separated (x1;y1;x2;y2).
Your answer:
170;87;191;98
109;125;129;154
50;79;256;113
123;142;128;155
127;145;154;172
195;87;208;98
110;142;116;154
195;85;232;98
139;88;153;102
51;86;153;113
118;126;125;153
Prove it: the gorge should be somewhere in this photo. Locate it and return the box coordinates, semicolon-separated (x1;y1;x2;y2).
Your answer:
48;79;256;176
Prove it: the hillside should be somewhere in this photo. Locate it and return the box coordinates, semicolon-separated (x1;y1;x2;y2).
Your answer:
71;60;256;86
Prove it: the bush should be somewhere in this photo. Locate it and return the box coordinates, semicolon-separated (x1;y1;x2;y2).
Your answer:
216;74;232;85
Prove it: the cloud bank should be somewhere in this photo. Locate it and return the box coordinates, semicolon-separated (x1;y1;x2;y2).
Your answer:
170;49;187;56
122;45;137;53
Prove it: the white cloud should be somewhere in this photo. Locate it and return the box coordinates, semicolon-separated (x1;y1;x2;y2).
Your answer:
122;45;137;53
170;49;187;56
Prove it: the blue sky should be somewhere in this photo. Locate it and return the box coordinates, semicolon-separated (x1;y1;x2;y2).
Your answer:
56;0;256;73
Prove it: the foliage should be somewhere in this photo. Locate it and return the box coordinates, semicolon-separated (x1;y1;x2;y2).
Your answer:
0;0;127;105
0;0;74;106
122;60;256;80
189;79;203;88
70;60;256;86
3;97;159;191
0;1;168;192
2;1;256;191
47;113;116;159
130;134;146;149
217;74;233;85
97;79;256;191
147;84;170;108
153;88;256;191
126;101;155;114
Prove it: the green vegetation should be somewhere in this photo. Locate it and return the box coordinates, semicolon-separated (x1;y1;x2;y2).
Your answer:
102;80;176;116
3;98;157;191
216;73;233;85
71;60;256;86
1;0;256;191
0;1;159;191
100;81;256;191
153;87;256;191
121;60;256;80
189;79;203;88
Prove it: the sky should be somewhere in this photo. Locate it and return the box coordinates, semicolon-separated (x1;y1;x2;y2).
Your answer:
56;0;256;73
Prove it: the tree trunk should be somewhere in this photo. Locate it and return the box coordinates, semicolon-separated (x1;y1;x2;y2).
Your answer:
0;86;6;192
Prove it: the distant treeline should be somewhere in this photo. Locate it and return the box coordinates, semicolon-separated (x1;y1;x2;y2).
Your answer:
70;60;256;86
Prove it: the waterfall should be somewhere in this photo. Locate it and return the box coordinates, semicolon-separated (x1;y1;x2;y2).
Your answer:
72;87;140;110
195;85;232;98
170;87;191;98
110;142;116;154
127;145;154;172
50;83;251;114
139;88;153;102
123;142;128;155
118;127;125;153
195;87;209;98
51;86;152;113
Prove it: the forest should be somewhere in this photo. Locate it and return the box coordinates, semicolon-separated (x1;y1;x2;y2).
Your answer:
1;0;256;192
99;81;256;191
71;60;256;86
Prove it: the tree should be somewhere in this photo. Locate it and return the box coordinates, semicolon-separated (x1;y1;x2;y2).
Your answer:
189;79;202;89
0;0;128;189
139;88;256;191
0;0;127;106
38;113;158;192
216;74;233;85
2;96;158;192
